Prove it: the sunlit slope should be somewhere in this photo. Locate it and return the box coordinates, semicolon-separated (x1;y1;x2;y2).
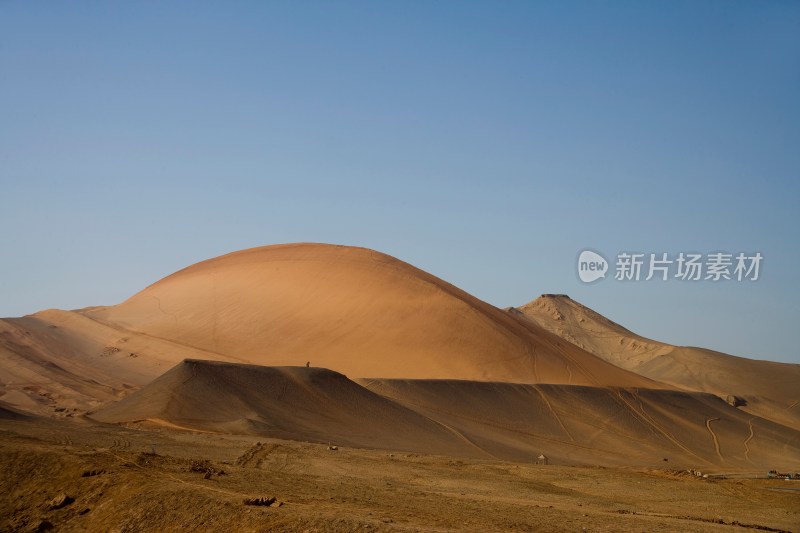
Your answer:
0;309;239;415
84;244;655;387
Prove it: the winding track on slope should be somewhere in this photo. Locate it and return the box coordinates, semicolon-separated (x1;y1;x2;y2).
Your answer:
613;390;705;463
705;417;723;462
743;417;756;463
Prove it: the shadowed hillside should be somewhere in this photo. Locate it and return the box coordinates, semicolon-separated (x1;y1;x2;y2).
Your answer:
512;295;800;430
92;359;800;470
90;360;473;457
360;378;800;470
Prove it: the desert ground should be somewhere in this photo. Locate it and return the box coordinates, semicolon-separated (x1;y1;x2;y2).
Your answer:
1;243;798;531
1;416;798;533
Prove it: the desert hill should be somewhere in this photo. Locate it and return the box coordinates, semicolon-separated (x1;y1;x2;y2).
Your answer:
360;379;800;470
1;244;662;417
512;295;800;430
1;241;797;473
91;359;800;470
0;309;242;415
81;243;655;388
90;359;473;456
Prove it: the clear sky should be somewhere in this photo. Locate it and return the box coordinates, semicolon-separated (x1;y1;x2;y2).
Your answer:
1;1;798;363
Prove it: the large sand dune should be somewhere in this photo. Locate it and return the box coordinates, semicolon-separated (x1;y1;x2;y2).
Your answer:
82;243;655;387
93;359;800;470
513;295;800;430
1;243;797;472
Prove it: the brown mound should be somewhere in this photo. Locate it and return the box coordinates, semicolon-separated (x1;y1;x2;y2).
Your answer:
514;295;800;430
82;243;656;388
89;359;474;456
92;359;800;469
359;378;800;470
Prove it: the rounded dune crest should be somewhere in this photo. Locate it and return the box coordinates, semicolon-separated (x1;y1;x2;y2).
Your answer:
84;243;655;386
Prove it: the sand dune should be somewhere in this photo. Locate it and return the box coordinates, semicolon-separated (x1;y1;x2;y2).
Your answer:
513;295;800;430
82;243;656;388
90;359;472;456
2;243;797;472
0;310;241;415
361;378;800;470
93;359;800;470
1;243;660;418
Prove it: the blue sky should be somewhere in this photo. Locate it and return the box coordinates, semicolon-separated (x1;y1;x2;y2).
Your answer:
1;1;798;363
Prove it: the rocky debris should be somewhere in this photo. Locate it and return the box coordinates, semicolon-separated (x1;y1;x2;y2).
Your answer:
100;346;121;357
48;493;74;510
726;395;746;407
81;469;105;477
243;496;282;507
189;459;225;478
236;442;265;466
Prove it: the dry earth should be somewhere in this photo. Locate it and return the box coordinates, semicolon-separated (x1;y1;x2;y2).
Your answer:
1;417;798;533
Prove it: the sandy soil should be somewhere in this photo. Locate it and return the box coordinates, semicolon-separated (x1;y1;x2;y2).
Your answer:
1;417;798;533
